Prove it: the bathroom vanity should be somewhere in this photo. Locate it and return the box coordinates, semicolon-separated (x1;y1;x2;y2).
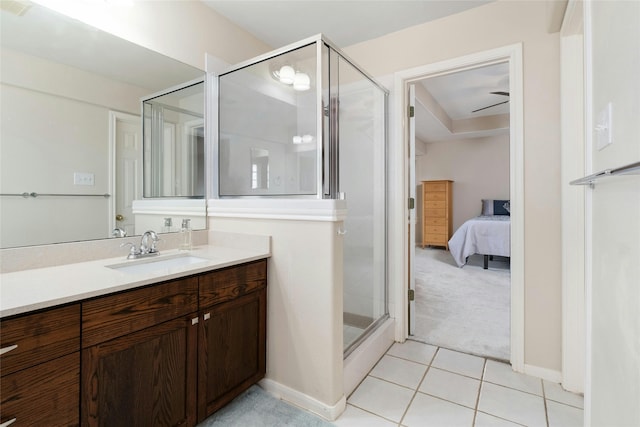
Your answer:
0;244;268;427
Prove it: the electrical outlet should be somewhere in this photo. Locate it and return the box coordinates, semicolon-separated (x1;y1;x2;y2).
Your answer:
596;102;613;151
74;172;95;186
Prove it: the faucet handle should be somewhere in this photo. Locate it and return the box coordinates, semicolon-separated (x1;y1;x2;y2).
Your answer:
120;242;140;259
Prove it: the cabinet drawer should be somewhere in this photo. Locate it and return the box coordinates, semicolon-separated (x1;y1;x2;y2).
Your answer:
82;277;198;347
424;217;446;227
423;182;446;192
0;304;80;376
1;352;79;426
424;234;448;245
424;225;446;235
424;208;445;218
200;260;267;308
424;200;445;209
424;191;446;201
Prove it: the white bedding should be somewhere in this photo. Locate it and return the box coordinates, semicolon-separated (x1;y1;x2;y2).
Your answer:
448;215;510;267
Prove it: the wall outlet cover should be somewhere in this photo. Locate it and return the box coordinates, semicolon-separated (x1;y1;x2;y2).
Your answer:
74;172;95;186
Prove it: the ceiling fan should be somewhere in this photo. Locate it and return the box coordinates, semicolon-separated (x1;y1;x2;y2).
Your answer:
471;91;510;113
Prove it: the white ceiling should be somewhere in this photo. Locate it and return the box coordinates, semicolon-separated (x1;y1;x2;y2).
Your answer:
415;62;510;143
202;0;493;48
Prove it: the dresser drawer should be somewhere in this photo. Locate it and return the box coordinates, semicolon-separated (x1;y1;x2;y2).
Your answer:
424;200;445;209
424;191;446;201
0;352;79;426
424;225;446;235
424;234;448;245
200;260;267;308
0;304;80;376
424;208;445;218
424;217;446;227
423;182;447;192
82;277;198;347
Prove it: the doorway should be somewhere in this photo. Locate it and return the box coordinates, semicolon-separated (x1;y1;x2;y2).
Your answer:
393;44;525;370
109;111;142;237
410;63;511;360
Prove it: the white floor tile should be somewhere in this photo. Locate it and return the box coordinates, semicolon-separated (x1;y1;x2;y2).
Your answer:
478;382;546;427
543;381;584;408
431;348;485;379
333;404;398;427
386;340;437;365
474;412;523;427
547;400;584;427
370;355;427;389
347;376;414;423
402;393;475;427
419;367;480;409
483;360;543;396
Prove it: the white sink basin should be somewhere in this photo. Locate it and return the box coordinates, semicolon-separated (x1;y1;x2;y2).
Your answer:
107;254;209;275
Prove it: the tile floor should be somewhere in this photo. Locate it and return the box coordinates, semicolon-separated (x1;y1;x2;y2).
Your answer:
334;340;583;427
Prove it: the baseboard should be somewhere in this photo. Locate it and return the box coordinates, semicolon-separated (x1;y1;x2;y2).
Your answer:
259;378;346;422
524;363;562;383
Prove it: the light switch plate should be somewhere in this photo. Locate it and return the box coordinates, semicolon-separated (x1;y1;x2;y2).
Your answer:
74;172;95;186
596;102;613;151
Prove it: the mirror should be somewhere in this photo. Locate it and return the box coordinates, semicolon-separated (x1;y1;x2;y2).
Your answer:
143;80;205;198
0;4;205;248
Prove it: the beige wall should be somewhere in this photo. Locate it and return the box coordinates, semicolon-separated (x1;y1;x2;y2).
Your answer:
210;217;345;417
345;0;563;371
416;135;510;234
587;1;640;424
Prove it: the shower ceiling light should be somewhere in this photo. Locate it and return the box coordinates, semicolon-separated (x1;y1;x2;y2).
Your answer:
273;65;310;91
277;65;295;84
293;72;311;91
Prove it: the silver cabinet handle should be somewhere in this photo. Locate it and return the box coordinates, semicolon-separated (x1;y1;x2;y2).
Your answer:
1;418;17;427
191;317;199;325
0;344;18;356
203;312;211;321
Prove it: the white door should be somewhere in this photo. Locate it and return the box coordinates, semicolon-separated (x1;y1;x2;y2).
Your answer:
408;84;417;335
112;112;142;236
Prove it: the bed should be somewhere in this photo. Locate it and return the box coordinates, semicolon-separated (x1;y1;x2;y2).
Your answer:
448;201;511;269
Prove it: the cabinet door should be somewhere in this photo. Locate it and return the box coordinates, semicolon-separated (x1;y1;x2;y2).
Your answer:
82;315;198;427
1;352;79;427
198;289;266;421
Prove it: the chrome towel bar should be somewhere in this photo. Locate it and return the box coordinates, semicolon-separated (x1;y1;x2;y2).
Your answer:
0;192;111;198
570;160;640;186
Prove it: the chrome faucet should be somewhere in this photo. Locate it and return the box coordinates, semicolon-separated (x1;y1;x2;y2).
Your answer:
120;230;160;259
140;230;160;255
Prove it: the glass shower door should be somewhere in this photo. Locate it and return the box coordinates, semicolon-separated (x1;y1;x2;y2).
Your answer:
338;56;387;353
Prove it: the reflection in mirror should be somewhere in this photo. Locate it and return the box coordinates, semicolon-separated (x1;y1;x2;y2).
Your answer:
218;43;318;197
143;80;205;198
0;4;204;248
250;148;270;190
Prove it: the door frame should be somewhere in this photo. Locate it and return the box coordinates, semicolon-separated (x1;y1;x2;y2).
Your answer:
392;43;525;371
108;111;141;235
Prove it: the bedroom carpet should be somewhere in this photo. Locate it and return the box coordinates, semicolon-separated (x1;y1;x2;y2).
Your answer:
413;246;511;361
198;385;333;427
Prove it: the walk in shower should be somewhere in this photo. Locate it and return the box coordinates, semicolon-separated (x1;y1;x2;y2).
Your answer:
215;35;388;355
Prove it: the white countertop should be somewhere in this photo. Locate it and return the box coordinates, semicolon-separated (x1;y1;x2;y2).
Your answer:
0;244;270;318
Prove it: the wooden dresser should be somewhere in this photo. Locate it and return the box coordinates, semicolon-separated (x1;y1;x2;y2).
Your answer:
421;180;453;249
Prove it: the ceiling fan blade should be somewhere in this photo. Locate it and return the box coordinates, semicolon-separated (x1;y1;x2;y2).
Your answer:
490;91;510;97
471;100;509;113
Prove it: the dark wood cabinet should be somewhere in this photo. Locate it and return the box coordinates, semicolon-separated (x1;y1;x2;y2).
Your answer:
0;304;80;427
0;259;267;427
81;315;198;427
81;277;199;427
197;259;267;422
79;259;267;427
